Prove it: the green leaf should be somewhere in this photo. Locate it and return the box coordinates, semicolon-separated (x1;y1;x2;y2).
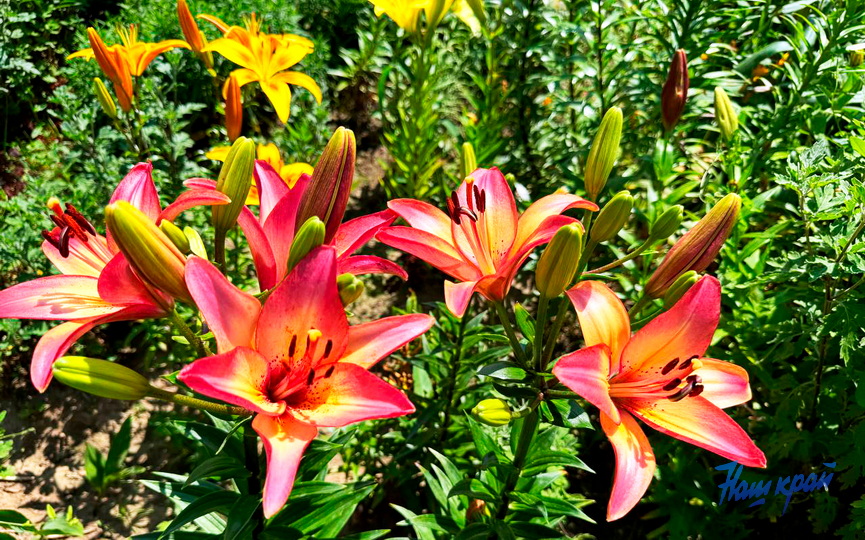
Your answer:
183;456;249;488
477;361;527;381
106;417;134;475
735;41;794;74
546;399;593;430
522;450;593;476
448;478;499;502
83;444;105;488
223;496;260;540
513;303;536;341
851;137;865;159
158;490;240;539
391;504;437;540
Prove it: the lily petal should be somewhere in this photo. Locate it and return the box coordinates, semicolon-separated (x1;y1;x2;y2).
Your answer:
340;314;434;369
261;80;292;123
254;160;291;222
185;257;260;353
256;247;349;367
695;358;752;409
552;344;620;424
159;189;231;223
337;255;407;280
98;254;168;309
618;276;720;382
109;162;162;223
203;37;257;69
42;234;113;278
237;207;278;290
0;276;121;320
271;71;322;104
567;281;630;374
179;347;284;416
387;199;455;240
333;210;398;258
514;193;597;250
289;363;415;427
252;413;318;518
458;168;518;264
444;280;478;318
376;227;480;282
262;190;306;280
623;396;766;468
600;410;656;521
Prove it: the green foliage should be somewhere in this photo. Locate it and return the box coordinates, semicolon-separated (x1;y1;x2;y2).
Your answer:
84;416;146;496
0;505;84;538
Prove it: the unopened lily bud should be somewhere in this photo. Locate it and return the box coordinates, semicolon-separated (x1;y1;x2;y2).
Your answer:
649;205;684;242
106;201;191;303
287;217;326;272
296;127;356;243
714;87;738;141
184;226;207;259
536;223;583;298
177;0;214;69
471;398;512;427
661;49;689;132
213;137;255;237
336;273;365;306
225;74;242;142
53;356;151;400
160;220;190;253
590;191;633;243
663;271;699;309
850;49;864;67
92;78;118;119
466;499;490;522
584;107;623;200
645;194;741;298
459;142;477;180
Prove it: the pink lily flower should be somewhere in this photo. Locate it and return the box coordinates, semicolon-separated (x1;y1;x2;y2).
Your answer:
376;167;598;316
178;246;433;517
551;276;766;521
185;160;405;290
0;162;229;392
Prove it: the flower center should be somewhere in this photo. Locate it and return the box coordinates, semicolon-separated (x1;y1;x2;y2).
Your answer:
609;355;705;402
266;328;336;404
41;198;109;260
445;179;498;274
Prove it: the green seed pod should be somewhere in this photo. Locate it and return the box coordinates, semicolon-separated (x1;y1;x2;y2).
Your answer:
714;87;738;142
584;107;623;200
459;142;477;180
336;273;365;306
471;398;512;427
649;205;684;242
53;356;151;401
590;191;633;243
287;217;326;273
663;271;700;309
92;78;118;119
213;136;255;237
159;220;190;254
536;223;583;299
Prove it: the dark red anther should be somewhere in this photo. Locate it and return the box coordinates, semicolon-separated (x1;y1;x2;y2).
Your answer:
50;215;65;228
67;204;97;236
306;368;315;385
478;189;486;212
661;358;679;375
288;335;297;357
324;365;335;378
662;378;682;391
668;374;700;402
58;226;72;258
446;198;461;224
678;355;698;370
41;230;62;251
473;184;482;209
323;340;333;359
689;384;704;397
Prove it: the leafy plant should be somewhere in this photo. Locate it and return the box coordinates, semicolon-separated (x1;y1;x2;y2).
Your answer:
84;416;146;496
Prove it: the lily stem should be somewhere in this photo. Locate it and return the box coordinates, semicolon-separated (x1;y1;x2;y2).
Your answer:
243;426;265;537
533;295;549;372
493;302;531;369
169;309;208;358
589;241;651;274
494;408;540;524
437;308;470;447
148;387;251;416
540;299;569;371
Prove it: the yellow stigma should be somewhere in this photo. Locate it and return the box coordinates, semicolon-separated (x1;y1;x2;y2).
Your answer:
691;359;704;371
46;197;62;213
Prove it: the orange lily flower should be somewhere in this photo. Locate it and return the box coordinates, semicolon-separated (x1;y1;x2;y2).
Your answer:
68;25;190;111
199;14;321;123
178;247;433;516
551;276;766;521
377;168;597;316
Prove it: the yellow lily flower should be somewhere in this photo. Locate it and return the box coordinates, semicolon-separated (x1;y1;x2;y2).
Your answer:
68;25;190;111
198;14;321;123
369;0;481;34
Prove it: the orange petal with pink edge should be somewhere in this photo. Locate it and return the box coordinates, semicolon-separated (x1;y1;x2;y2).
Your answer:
0;276;121;320
601;410;656;521
388;198;455;240
377;226;481;282
185;257;260;353
453;167;518;266
254;160;291;223
514;192;597;250
237;207;277;290
567;281;630;374
622;396;766;467
333;210;397;258
109;162;162;222
289;363;415;427
341;314;434;369
253;413;318;518
618;275;720;382
552;344;619;424
159;189;231;224
42;234;112;278
179;347;284;415
695;358;752;409
337;255;407;280
444;280;478;318
98;254;169;309
256;247;349;367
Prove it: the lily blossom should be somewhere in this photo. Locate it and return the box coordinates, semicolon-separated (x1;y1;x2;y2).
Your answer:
185;161;405;290
377;167;598;316
178;247;433;517
551;276;765;521
199;13;321;123
0;163;228;392
68;25;190;111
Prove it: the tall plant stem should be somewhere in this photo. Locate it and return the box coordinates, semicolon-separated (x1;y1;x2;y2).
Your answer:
493;302;530;368
148;387;251;416
169;309;208;358
243;427;264;537
588;241;651;274
437;310;470;446
493;408;540;524
533;296;549;371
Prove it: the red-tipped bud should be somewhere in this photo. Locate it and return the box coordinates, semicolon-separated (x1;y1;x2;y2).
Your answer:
661;49;689;132
295;127;356;243
645;194;740;298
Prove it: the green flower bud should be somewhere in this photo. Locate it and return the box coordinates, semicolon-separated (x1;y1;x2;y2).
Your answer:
584;107;623;200
184;226;207;259
590;191;633;243
471;398;512;427
850;49;864;67
159;220;190;254
105;201;190;303
663;271;699;309
287;217;326;273
213;136;255;237
649;205;684;242
92;78;118;119
336;273;365;306
536;223;583;299
645;194;740;298
53;356;151;400
714;87;738;142
296;127;356;243
459;142;477;180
